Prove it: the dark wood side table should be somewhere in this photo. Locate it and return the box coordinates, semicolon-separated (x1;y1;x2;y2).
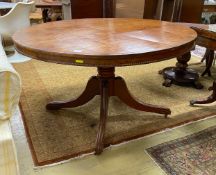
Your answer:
186;24;216;105
174;23;216;77
159;23;216;89
159;51;203;89
191;24;216;77
13;19;197;155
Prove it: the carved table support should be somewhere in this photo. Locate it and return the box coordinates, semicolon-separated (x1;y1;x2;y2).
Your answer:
46;67;171;154
201;49;215;77
190;81;216;105
95;79;109;155
160;52;203;89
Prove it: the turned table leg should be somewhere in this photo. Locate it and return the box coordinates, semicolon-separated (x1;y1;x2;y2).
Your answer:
47;67;171;154
95;79;109;155
160;52;203;89
201;49;211;63
190;81;216;105
202;49;214;77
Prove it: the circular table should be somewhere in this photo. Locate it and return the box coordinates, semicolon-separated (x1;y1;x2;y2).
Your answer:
13;18;197;154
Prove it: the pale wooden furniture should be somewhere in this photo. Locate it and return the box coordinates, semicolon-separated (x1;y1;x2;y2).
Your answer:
13;18;197;154
35;0;61;7
34;0;62;22
35;0;114;21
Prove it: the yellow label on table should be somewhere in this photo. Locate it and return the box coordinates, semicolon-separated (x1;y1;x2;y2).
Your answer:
75;60;84;64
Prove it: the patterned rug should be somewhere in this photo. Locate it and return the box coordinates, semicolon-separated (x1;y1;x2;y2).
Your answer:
12;57;216;166
147;125;216;175
191;45;206;58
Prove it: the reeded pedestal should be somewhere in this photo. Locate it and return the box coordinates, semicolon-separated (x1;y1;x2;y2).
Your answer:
46;67;171;154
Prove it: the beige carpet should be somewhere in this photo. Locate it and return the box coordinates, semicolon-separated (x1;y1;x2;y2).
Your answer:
12;57;216;166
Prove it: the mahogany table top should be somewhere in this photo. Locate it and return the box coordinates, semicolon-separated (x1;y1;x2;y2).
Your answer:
13;18;197;67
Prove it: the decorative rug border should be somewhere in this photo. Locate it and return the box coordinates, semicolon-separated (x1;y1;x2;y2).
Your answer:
15;57;216;167
19;101;216;167
146;122;216;175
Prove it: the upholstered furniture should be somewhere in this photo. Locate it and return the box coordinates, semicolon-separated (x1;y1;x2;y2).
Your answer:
0;35;21;120
0;1;34;63
0;121;20;175
0;34;20;174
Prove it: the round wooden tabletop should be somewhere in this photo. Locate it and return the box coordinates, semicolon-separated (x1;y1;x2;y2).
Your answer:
13;18;197;67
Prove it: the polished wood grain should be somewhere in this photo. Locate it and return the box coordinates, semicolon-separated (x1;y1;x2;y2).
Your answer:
13;18;197;154
13;18;197;67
